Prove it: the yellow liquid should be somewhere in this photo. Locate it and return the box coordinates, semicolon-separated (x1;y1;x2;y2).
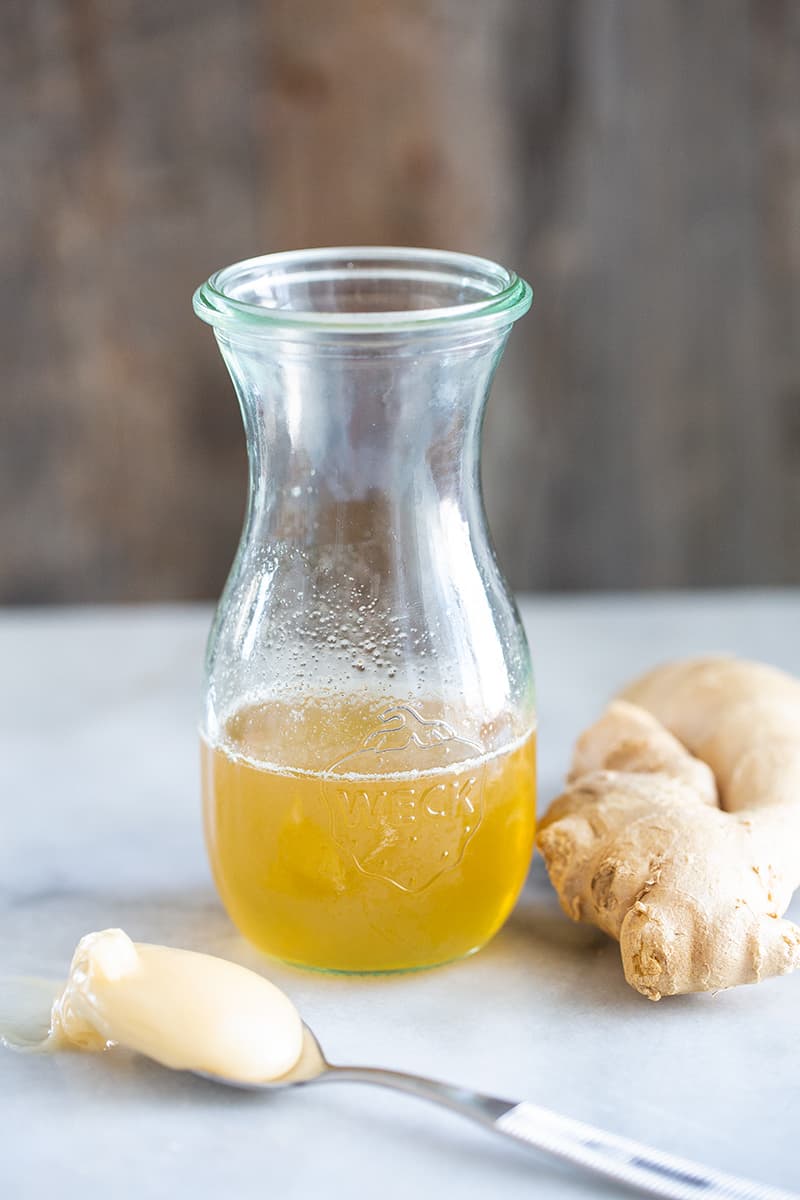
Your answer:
201;699;536;971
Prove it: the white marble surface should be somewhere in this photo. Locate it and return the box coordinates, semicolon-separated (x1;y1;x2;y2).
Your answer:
2;592;800;1199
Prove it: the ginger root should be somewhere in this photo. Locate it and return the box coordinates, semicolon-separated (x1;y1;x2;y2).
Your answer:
536;657;800;1000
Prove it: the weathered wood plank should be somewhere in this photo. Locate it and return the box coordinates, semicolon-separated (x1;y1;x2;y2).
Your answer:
1;0;798;600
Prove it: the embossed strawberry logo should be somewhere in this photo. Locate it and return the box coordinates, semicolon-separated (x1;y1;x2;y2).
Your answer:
323;705;485;893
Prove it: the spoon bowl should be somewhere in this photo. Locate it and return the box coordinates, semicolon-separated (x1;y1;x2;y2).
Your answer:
198;1024;328;1090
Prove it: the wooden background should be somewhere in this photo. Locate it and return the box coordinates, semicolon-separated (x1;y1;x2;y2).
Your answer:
3;0;799;602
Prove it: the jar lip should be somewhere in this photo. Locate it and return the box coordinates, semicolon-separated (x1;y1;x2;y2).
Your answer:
193;246;532;336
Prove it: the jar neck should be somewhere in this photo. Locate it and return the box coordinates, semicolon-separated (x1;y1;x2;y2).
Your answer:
218;329;509;549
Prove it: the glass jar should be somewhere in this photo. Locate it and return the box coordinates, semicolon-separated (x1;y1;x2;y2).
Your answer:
193;247;535;972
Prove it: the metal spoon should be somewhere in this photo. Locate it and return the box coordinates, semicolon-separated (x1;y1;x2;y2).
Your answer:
199;1024;796;1200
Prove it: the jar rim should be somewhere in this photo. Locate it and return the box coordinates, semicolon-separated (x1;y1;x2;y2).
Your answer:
193;246;532;336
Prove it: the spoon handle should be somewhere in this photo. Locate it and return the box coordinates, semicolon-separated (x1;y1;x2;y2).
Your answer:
324;1065;796;1200
493;1100;796;1200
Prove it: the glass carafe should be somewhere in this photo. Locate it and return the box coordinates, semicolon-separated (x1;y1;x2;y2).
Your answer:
193;247;535;972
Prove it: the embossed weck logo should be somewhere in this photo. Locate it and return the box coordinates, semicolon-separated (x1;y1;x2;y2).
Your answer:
323;705;485;892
